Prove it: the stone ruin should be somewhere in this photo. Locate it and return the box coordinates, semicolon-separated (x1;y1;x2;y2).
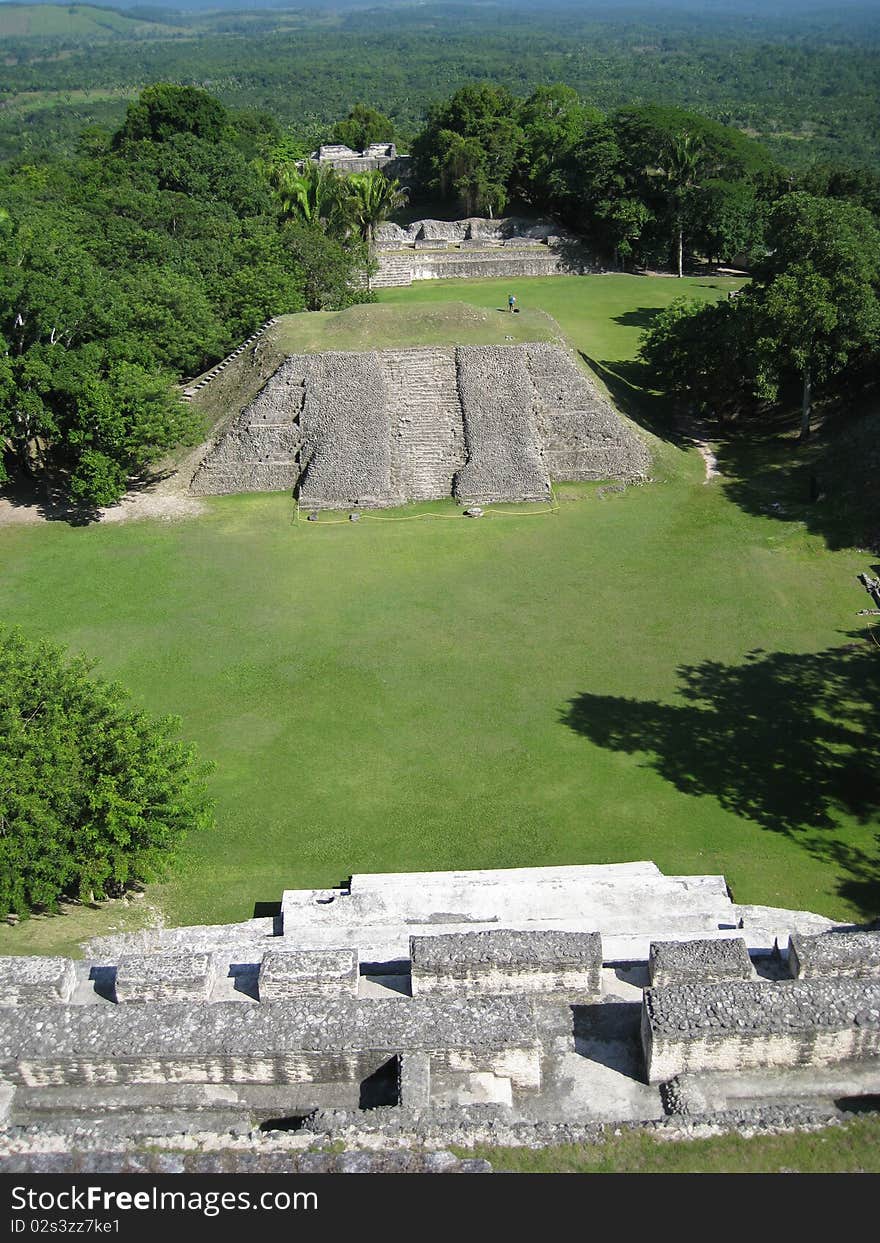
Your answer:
309;143;411;180
370;217;595;287
1;861;879;1170
189;341;651;505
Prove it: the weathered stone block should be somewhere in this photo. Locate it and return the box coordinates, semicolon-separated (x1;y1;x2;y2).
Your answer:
114;952;219;1004
258;949;358;1000
648;938;753;988
641;978;880;1084
789;931;880;980
0;957;76;1007
0;997;540;1090
410;929;602;998
397;1051;431;1111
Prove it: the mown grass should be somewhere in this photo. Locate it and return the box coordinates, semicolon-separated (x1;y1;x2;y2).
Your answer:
466;1114;880;1173
273;300;562;354
188;300;563;433
0;273;876;958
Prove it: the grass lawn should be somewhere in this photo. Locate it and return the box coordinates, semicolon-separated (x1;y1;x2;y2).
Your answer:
0;273;876;958
467;1113;880;1173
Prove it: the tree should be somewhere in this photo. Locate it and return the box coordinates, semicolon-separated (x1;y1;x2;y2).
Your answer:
684;179;763;269
0;626;214;916
639;296;749;417
268;161;346;235
114;84;229;147
659;132;706;278
331;104;396;152
343;170;407;290
515;85;599;210
282;221;371;312
412;83;524;214
752;194;880;439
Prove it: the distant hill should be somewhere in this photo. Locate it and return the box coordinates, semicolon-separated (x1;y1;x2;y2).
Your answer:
0;3;182;39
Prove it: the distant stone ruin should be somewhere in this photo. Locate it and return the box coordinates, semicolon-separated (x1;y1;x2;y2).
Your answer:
190;342;650;506
371;216;597;287
310;143;411;180
2;862;878;1169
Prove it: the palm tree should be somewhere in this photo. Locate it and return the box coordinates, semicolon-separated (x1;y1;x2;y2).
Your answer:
344;170;408;289
659;132;705;278
267;162;346;235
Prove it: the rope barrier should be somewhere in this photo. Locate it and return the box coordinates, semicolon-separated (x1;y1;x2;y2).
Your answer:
293;486;561;526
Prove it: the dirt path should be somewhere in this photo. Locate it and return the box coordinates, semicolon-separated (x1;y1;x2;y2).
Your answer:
677;416;721;483
0;441;210;529
694;436;720;482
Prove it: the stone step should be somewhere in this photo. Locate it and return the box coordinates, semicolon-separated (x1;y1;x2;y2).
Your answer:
276;912;742;966
382;347;465;501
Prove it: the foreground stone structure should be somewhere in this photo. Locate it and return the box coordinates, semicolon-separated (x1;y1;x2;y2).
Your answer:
190;342;650;506
1;863;876;1171
258;949;359;1000
647;938;754;988
789;930;880;980
410;930;602;999
0;957;76;1007
642;978;880;1083
114;952;219;1004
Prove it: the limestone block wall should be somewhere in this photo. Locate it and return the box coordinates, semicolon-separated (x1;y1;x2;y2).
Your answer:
371;245;597;289
789;931;880;979
190;343;650;504
114;953;220;1004
526;342;652;481
641;978;880;1083
0;997;540;1091
383;347;467;502
190;356;307;496
297;352;390;510
258;949;359;1000
410;929;602;998
454;345;551;503
647;938;754;988
0;958;76;1007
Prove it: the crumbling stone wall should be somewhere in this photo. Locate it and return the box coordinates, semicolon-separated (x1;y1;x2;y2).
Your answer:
647;938;754;988
190;343;650;505
453;346;550;503
789;931;880;980
190;356;307;496
641;978;880;1083
297;352;390;510
527;343;652;481
410;929;602;998
0;996;540;1091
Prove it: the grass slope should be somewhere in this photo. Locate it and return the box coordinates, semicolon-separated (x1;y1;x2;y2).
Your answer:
0;4;178;40
0;274;876;960
188;300;563;432
469;1113;880;1173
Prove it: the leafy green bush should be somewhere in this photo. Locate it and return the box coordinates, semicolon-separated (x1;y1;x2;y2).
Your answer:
0;627;214;915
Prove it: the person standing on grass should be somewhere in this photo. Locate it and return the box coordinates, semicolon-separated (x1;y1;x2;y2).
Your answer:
508;293;517;312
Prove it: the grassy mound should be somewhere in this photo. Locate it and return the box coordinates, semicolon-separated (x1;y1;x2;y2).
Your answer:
188;300;564;433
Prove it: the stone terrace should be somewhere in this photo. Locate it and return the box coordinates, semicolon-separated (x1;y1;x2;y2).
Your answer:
3;863;877;1166
190;343;650;507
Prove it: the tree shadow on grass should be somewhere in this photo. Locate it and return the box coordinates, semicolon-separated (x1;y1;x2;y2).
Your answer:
0;465;177;528
560;639;880;918
611;307;665;331
714;404;880;553
580;352;690;447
